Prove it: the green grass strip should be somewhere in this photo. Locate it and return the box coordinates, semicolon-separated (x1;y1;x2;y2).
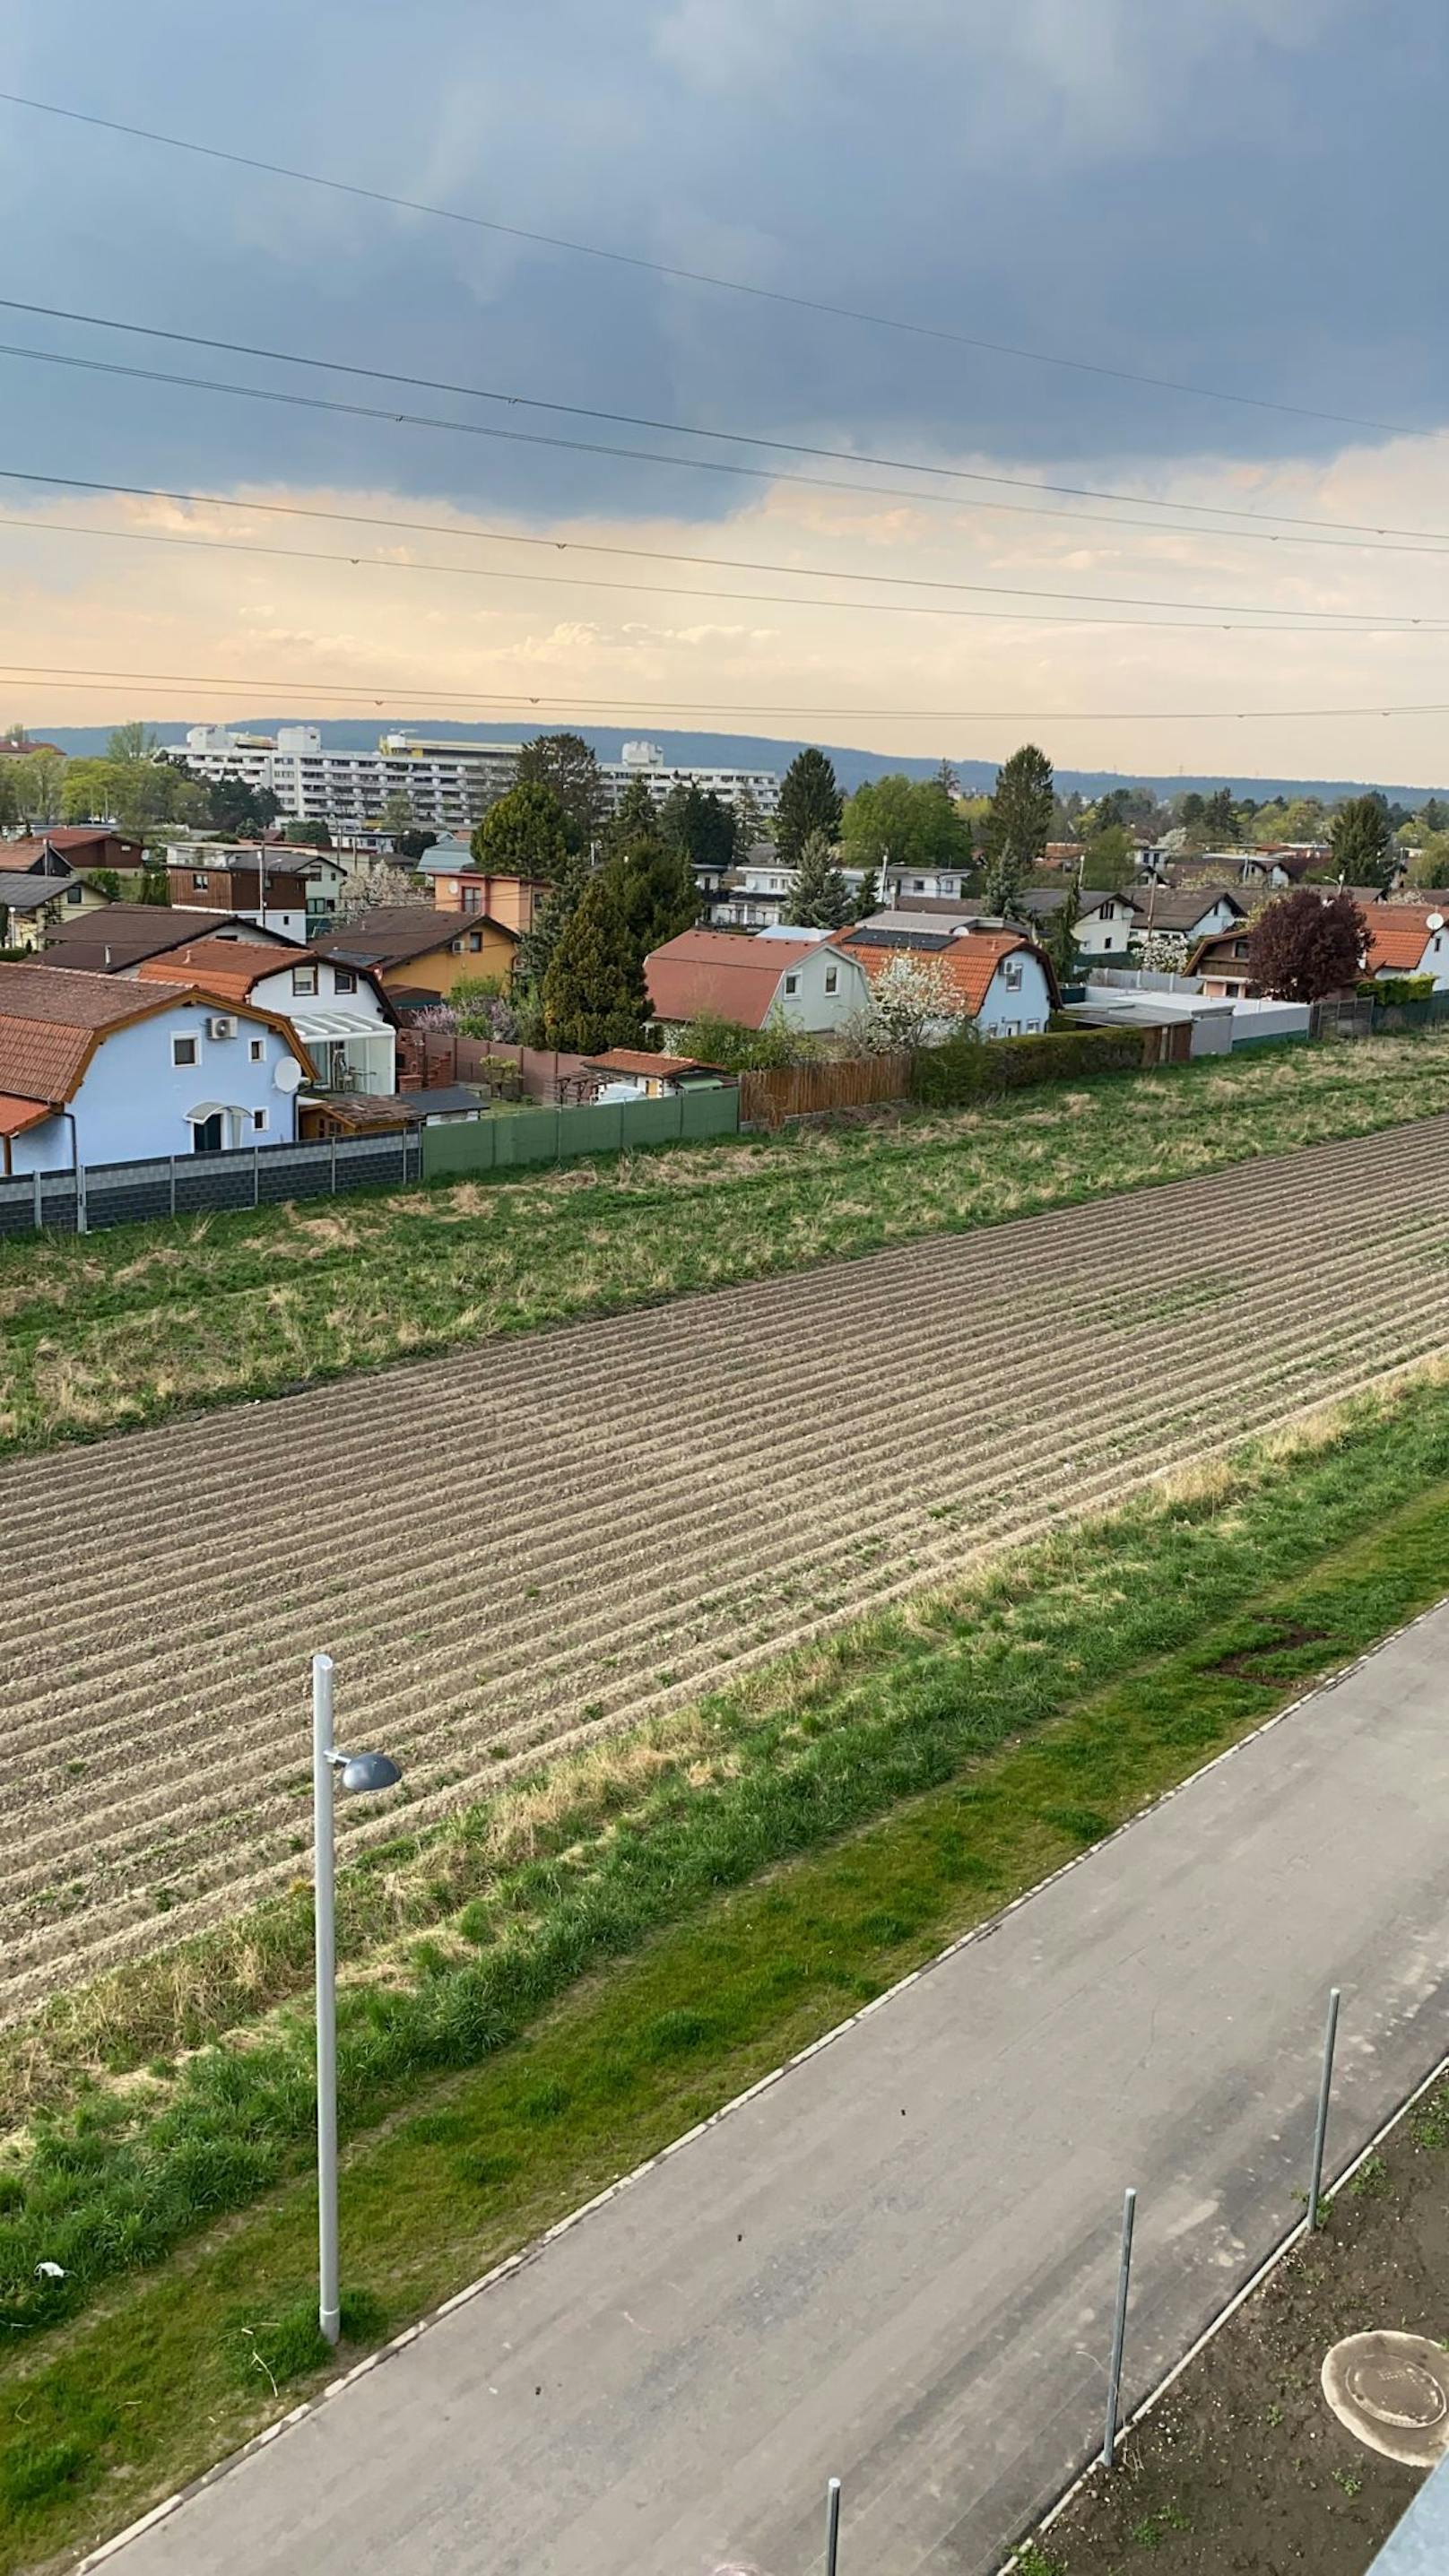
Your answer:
3;1384;1449;2561
4;1032;1449;1455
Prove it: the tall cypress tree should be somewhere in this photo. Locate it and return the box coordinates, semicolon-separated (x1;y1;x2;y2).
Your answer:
776;748;843;864
789;828;852;929
542;865;649;1052
982;742;1054;917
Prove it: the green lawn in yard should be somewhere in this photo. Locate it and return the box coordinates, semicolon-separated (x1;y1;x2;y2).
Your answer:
2;1031;1448;1454
3;1368;1449;2565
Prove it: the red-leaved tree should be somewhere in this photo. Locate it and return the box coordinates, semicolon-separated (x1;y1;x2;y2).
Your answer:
1246;889;1367;1002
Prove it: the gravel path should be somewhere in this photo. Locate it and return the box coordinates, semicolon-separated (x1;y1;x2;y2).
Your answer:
4;1115;1449;2017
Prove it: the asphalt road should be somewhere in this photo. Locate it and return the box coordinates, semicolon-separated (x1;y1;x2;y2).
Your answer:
104;1607;1449;2576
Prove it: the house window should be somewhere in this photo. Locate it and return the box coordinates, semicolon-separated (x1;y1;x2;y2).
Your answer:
784;973;799;995
1002;962;1023;990
172;1034;199;1067
65;883;83;904
334;967;357;993
249;1036;265;1062
291;965;318;996
824;966;838;994
467;930;483;951
192;873;209;889
252;1108;269;1132
911;879;925;893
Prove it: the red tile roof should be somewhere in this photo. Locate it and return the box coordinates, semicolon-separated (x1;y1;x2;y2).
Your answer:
0;964;195;1104
833;927;1057;1015
583;1048;724;1078
1363;910;1439;973
135;940;282;1002
646;931;827;1029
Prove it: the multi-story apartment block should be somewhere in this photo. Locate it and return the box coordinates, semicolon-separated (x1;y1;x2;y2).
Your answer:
169;727;524;834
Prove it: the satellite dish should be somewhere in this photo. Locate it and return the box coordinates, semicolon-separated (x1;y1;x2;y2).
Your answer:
273;1057;303;1094
1427;913;1445;933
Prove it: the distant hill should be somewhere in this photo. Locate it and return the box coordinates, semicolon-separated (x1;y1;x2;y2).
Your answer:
29;718;1449;806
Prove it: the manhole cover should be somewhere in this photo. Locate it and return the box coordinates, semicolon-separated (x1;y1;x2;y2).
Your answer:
1322;2332;1449;2466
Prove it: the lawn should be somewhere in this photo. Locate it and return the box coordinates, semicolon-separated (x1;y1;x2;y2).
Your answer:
2;1031;1449;1455
4;1366;1449;2565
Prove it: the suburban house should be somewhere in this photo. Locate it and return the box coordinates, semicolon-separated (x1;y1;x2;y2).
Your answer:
297;851;350;932
1132;885;1248;948
581;1048;730;1103
646;927;870;1038
1361;906;1449;990
1188;926;1258;998
2;826;145;879
164;848;309;941
0;963;312;1172
428;868;550;933
1015;886;1142;960
315;906;516;1001
834;919;1058;1037
0;848;113;949
40;905;296;976
136;940;398;1095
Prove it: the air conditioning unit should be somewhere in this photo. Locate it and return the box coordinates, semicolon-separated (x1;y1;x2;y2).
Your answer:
207;1014;239;1041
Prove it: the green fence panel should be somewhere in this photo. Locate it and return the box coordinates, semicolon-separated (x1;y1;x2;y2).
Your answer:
421;1119;499;1180
558;1103;629;1157
617;1096;681;1149
679;1087;741;1141
493;1109;563;1167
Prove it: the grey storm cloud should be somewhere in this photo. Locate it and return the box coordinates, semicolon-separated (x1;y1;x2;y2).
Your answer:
1;0;1444;524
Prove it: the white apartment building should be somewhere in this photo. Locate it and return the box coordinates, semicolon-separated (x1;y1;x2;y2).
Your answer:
169;726;524;833
598;739;781;820
167;727;781;837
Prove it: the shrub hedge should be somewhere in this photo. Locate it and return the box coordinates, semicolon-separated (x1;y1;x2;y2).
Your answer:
909;1024;1150;1106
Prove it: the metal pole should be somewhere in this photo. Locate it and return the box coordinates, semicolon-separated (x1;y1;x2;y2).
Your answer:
824;2476;842;2576
31;1168;41;1232
169;1154;176;1219
253;1141;261;1208
1101;2187;1136;2466
1307;1988;1341;2233
313;1652;340;2345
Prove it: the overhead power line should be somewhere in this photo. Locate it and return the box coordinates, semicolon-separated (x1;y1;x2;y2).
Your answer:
7;337;1449;564
4;660;1447;723
6;502;1444;634
0;90;1430;446
5;460;1449;574
2;295;1437;546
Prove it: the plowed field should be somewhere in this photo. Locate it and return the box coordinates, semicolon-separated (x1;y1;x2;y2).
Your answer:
4;1115;1449;2023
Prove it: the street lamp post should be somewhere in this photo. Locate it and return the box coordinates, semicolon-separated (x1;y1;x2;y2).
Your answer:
312;1651;399;2345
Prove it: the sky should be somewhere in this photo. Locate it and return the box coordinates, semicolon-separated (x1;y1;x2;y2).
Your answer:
4;0;1449;783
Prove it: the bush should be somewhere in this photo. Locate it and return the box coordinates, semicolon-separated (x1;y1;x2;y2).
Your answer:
1360;975;1436;1006
910;1025;1149;1106
672;1008;819;1071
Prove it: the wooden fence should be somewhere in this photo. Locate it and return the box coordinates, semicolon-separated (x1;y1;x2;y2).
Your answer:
738;1055;913;1127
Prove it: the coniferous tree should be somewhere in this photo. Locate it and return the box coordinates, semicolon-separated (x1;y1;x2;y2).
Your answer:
471;781;572;879
511;846;594;995
1330;793;1396;890
515;733;603;847
982;742;1054;916
789;828;852;929
851;857;880;920
606;775;662;859
776;748;842;864
542;865;650;1051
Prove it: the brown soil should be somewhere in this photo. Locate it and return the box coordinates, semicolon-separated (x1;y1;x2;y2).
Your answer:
1036;2077;1449;2575
6;1120;1449;2020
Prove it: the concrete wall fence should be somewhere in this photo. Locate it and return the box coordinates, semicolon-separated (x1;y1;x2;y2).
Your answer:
0;1089;742;1236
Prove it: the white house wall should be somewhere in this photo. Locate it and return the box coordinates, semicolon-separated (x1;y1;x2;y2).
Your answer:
771;946;869;1033
7;1000;301;1173
974;955;1054;1037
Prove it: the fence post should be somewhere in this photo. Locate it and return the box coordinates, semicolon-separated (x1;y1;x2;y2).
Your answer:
330;1135;337;1198
1101;2187;1136;2466
74;1161;88;1236
1307;1988;1341;2232
253;1142;261;1208
824;2476;842;2576
31;1169;41;1232
169;1154;177;1219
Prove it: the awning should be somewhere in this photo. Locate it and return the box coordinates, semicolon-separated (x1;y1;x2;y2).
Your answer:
290;1010;390;1043
0;1092;53;1137
184;1100;251;1123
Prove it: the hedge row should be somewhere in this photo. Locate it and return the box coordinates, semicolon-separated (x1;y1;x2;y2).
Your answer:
909;1024;1150;1106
